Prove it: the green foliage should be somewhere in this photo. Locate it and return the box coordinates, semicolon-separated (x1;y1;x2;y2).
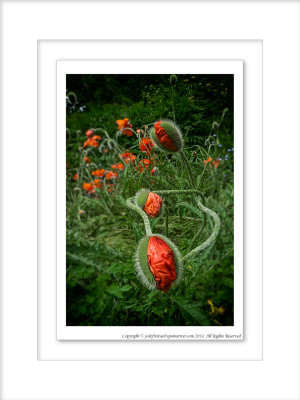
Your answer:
66;73;234;327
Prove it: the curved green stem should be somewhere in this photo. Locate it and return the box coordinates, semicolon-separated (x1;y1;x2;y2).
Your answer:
126;197;152;236
155;189;220;261
183;196;220;261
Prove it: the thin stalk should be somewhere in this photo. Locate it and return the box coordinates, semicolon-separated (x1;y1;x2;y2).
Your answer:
179;151;196;188
171;86;176;122
165;206;169;236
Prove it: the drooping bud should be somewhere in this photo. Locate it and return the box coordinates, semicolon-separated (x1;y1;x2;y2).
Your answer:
85;129;94;138
170;74;177;86
135;189;162;218
135;234;183;292
150;119;183;153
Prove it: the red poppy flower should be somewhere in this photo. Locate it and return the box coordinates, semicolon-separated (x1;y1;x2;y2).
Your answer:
147;236;177;292
72;173;79;181
143;192;162;218
154;121;177;151
84;156;91;163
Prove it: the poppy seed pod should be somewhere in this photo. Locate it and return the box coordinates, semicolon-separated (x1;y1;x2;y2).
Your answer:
150;119;184;153
135;189;163;218
135;234;183;292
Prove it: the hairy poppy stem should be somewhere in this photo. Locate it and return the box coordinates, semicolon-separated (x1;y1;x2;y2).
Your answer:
171;86;176;122
126;197;152;236
179;151;196;188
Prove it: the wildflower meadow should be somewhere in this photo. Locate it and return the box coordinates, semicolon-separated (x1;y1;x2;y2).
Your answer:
66;74;234;326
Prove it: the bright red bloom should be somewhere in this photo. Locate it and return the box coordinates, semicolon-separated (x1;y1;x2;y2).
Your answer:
147;236;177;292
105;170;118;180
116;118;133;136
72;173;79;181
139;137;155;155
84;156;91;163
154;121;177;151
92;168;106;177
143;192;162;218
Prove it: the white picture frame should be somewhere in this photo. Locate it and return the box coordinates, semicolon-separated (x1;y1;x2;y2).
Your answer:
1;1;299;399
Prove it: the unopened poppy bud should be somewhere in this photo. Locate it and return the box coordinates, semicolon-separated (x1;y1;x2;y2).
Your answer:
170;74;177;86
135;189;163;218
150;119;183;153
135;235;183;292
85;129;94;138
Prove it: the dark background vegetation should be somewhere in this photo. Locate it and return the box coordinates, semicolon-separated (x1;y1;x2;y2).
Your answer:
66;74;234;326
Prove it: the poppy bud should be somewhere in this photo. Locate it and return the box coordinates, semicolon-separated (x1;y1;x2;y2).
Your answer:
135;234;183;292
170;74;177;86
135;189;162;218
150;119;183;153
85;129;94;138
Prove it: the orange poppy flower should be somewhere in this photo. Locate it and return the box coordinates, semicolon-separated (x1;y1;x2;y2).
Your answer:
136;158;152;173
138;137;155;155
93;179;102;188
72;173;79;181
82;182;94;192
83;135;101;148
116;118;133;136
111;163;124;170
84;156;91;163
147;236;177;292
91;168;106;177
212;159;221;168
203;157;220;168
120;152;136;164
105;170;118;180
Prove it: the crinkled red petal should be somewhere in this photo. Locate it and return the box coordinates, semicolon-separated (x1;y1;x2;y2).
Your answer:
143;192;162;218
154;121;177;151
147;236;177;292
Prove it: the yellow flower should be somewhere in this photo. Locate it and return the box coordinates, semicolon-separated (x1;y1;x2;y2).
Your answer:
207;299;215;314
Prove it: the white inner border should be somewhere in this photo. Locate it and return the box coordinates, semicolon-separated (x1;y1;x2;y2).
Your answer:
38;40;262;361
57;60;244;341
